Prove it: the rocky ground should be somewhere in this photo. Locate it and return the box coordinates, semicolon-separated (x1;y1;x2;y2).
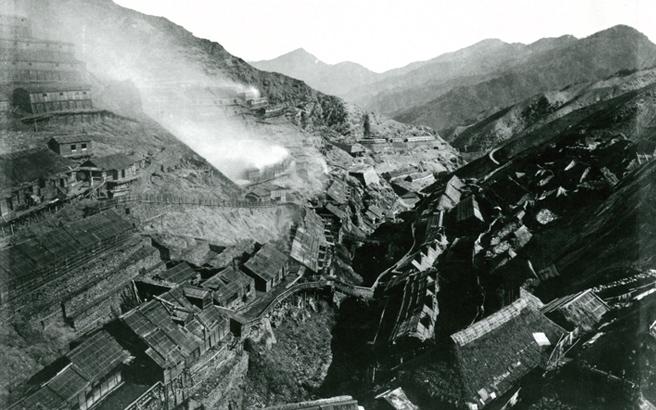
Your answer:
242;295;337;408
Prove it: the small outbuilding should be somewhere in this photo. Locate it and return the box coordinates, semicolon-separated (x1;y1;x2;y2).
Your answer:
48;135;92;158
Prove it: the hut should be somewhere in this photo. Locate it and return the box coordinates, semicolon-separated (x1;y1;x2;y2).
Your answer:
242;243;289;292
201;265;255;309
48;135;92;158
0;148;77;217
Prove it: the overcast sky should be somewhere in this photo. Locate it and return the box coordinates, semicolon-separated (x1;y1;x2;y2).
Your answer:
114;0;656;73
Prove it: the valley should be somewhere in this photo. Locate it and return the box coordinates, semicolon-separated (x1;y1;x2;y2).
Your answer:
0;1;655;410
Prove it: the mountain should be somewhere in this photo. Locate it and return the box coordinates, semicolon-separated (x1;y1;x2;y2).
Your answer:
251;48;379;96
341;26;656;137
450;66;656;158
391;25;656;133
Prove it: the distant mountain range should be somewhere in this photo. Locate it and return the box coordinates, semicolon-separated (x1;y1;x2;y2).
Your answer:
256;25;656;138
250;48;379;96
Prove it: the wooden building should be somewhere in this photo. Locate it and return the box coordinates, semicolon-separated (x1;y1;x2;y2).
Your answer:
79;153;138;198
0;148;77;218
201;265;255;309
10;330;130;410
48;135;92;158
12;83;92;114
542;289;610;332
243;243;289;292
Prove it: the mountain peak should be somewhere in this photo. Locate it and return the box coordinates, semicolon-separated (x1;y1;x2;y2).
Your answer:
587;24;650;42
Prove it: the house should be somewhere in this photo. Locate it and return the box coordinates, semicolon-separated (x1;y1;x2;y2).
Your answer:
10;330;130;410
243;243;289;292
542;289;610;332
448;195;485;234
12;83;93;114
201;265;255;309
79;154;138;198
0;148;77;218
48;135;92;158
449;296;565;409
263;396;360;410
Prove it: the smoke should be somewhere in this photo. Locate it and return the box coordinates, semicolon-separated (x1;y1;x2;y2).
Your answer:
4;0;330;194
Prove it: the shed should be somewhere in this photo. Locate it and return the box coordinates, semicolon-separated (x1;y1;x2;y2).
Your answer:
243;243;288;292
48;135;92;158
202;265;255;309
80;154;137;182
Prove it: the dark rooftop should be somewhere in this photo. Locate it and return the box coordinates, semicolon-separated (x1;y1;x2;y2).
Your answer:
243;243;288;282
157;262;197;284
0;148;75;188
49;135;91;144
82;153;134;171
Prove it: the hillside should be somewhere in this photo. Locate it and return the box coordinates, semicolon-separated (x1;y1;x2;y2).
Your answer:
251;48;379;97
340;25;656;137
450;66;656;157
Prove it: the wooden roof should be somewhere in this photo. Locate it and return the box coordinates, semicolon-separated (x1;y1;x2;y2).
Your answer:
243;243;288;282
82;153;134;171
450;299;565;405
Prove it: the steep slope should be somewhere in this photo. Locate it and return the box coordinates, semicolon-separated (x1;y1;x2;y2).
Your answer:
450;66;656;157
393;25;656;133
251;48;379;97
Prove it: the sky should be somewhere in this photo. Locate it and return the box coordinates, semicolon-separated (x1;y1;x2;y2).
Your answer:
114;0;656;73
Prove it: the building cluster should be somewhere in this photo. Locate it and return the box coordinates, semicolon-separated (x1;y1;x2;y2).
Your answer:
0;134;142;221
8;200;339;409
366;133;638;408
0;15;93;120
